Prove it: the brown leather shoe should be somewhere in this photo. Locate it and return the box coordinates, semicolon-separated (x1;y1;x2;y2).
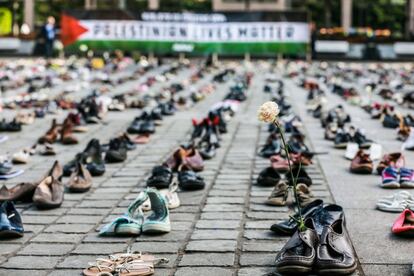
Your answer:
33;175;64;209
61;118;78;145
350;150;373;174
275;218;319;274
0;182;37;202
296;183;314;207
315;219;357;275
376;152;405;175
265;181;288;206
164;146;204;172
66;161;92;193
38;119;60;144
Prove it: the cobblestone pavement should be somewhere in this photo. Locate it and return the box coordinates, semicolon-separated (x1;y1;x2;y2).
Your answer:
1;61;413;276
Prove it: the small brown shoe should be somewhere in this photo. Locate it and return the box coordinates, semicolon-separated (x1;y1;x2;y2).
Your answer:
296;183;314;207
66;161;92;193
315;218;357;275
275;218;319;274
38;119;60;144
61;118;78;145
265;181;288;206
350;150;373;174
33;175;64;209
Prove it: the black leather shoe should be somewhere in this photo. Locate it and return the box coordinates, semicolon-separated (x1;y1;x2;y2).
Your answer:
147;165;173;189
105;138;127;163
312;204;344;235
270;199;324;235
287;167;312;187
64;139;105;176
257;167;281;187
178;169;205;191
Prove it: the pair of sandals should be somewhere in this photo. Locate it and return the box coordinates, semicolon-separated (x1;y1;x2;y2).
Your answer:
99;188;170;236
376;191;414;213
83;252;168;276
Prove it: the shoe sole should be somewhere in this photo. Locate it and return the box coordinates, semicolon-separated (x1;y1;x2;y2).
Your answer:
67;186;91;193
0;230;24;239
334;143;348;149
277;265;312;274
380;182;400;189
116;225;141;236
142;223;171;233
317;262;357;275
400;182;414;188
350;166;373;174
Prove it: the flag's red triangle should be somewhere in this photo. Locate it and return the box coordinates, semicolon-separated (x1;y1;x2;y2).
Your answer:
60;13;88;46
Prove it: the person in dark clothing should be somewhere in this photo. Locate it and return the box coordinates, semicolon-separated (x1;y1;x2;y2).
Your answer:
42;16;56;58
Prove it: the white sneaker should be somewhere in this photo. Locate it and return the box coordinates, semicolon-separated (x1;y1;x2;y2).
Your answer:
345;143;359;160
368;143;382;161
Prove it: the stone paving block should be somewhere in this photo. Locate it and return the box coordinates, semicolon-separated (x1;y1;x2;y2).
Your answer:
244;230;278;240
242;240;287;252
191;229;239;240
206;197;245;204
131;242;180;253
17;243;74;256
55;215;103;224
238;267;276;276
67;208;111;215
21;215;58;224
1;256;61;269
73;243;127;255
195;220;240;229
0;269;48;276
245;220;274;229
179;253;235;267
186;240;237;252
175;267;234;276
239;253;275;266
202;204;244;212
57;255;107;269
32;233;84;243
0;244;22;255
77;200;118;208
44;224;95;234
48;269;82;276
136;231;187;242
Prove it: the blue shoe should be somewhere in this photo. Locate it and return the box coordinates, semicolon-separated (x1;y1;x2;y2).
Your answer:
99;191;147;236
142;188;171;233
0;201;24;239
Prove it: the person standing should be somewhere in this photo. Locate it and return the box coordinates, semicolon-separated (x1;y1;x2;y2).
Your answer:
42;16;56;58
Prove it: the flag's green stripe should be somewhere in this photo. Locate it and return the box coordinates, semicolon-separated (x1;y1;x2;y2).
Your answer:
65;40;308;55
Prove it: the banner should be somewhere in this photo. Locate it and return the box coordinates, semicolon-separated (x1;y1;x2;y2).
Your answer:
61;11;309;55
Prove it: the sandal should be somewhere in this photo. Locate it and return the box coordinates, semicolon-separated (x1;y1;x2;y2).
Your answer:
116;260;154;276
83;258;115;276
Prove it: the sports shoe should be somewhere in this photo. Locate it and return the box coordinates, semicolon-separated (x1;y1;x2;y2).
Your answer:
376;152;405;174
142;188;171;233
381;166;400;188
400;168;414;188
403;128;414;150
350;150;373;174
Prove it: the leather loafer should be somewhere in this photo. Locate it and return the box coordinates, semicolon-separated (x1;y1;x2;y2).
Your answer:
275;218;319;274
315;218;357;275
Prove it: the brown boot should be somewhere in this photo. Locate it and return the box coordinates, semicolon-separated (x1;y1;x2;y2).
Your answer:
38;119;60;144
61;118;78;145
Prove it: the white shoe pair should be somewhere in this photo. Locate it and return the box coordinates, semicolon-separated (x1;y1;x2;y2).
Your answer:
376;191;414;212
345;143;382;160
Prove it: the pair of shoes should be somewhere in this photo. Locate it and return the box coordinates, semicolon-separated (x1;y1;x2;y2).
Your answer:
0;119;21;132
127;112;156;134
275;210;356;275
0;201;24;239
38;118;79;145
265;181;313;207
147;164;205;191
164;146;204;172
376;191;414;212
99;188;170;236
349;149;373;174
381;167;414;188
64;139;106;176
83;252;168;276
257;166;312;187
0;156;24;180
269;153;313;172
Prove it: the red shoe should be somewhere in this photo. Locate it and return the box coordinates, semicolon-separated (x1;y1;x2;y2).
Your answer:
392;209;414;236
